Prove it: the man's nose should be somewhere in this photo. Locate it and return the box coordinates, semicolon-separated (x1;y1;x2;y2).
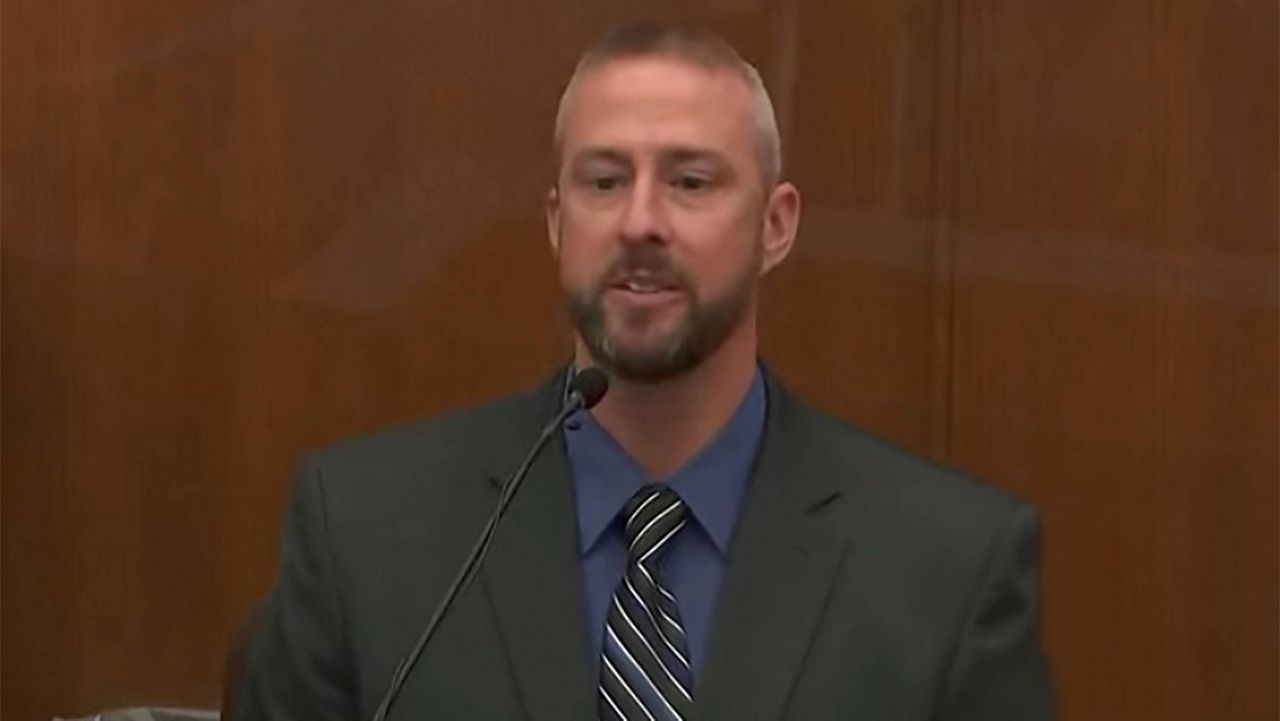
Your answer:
618;175;670;244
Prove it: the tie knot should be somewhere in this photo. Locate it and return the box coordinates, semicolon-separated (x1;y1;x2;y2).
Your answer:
622;485;688;564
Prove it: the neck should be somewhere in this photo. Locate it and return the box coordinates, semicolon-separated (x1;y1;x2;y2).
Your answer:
576;318;758;478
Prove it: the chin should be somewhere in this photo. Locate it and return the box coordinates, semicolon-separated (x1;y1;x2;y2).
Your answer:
604;326;685;356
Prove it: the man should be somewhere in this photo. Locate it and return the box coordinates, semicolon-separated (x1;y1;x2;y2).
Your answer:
241;24;1053;721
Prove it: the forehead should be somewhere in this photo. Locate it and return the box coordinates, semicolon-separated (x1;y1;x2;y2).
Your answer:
559;56;756;163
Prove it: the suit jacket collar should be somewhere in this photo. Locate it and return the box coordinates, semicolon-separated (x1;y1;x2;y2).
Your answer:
692;368;851;721
479;366;850;721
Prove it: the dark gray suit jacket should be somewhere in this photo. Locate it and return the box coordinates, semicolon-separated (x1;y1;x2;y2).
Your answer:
241;370;1052;720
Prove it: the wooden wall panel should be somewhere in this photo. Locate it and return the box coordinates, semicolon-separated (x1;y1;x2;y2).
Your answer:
2;1;942;718
3;0;1276;719
760;0;945;456
1;0;600;717
946;1;1278;719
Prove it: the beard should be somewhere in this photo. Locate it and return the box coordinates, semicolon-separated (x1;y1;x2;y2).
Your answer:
564;239;761;384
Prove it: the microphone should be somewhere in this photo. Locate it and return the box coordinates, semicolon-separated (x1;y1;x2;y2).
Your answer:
369;367;609;721
567;366;609;410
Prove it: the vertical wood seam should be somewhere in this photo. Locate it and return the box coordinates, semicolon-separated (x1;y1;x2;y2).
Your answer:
929;0;961;461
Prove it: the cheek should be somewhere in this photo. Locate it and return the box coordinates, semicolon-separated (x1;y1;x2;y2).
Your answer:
673;213;763;284
555;225;613;288
558;202;615;249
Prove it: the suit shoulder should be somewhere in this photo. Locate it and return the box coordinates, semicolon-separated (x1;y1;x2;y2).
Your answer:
308;388;540;470
784;396;1031;535
292;383;552;519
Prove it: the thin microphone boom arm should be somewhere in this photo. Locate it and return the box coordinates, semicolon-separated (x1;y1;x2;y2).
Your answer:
369;368;609;721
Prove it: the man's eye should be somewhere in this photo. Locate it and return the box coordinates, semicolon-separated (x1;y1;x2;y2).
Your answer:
673;174;711;191
590;176;622;191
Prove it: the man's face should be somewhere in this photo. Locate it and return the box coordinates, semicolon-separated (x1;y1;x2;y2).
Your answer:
548;56;775;383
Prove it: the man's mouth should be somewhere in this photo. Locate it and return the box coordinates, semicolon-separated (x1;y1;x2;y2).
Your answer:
605;273;686;309
616;277;679;294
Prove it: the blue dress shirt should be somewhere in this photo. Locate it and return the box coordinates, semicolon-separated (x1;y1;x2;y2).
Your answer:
563;368;766;681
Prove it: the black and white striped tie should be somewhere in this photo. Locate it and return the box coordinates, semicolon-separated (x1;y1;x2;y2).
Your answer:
598;485;694;721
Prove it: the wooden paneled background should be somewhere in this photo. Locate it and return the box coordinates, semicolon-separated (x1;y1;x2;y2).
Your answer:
4;0;1276;719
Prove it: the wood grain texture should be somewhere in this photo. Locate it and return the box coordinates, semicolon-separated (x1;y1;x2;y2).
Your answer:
759;0;942;455
945;1;1278;718
3;0;1276;719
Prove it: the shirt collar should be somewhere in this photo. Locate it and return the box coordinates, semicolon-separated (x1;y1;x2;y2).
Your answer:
565;367;766;556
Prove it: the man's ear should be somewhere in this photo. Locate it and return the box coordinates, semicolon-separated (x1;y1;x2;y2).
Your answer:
545;185;562;259
760;181;801;275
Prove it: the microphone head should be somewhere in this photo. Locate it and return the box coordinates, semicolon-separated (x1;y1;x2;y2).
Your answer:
569;367;610;409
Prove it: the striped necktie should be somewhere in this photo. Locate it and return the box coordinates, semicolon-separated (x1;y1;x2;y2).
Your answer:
598;485;694;721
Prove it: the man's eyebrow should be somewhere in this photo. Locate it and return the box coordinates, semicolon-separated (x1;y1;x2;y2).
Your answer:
571;148;631;165
661;147;729;166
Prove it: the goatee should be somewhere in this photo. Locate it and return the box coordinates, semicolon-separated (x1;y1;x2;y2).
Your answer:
565;242;760;383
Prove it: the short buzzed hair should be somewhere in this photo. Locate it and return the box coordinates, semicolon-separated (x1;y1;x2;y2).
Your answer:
553;23;783;188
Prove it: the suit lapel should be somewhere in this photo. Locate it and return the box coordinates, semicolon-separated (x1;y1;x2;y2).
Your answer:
692;375;851;721
481;373;596;721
